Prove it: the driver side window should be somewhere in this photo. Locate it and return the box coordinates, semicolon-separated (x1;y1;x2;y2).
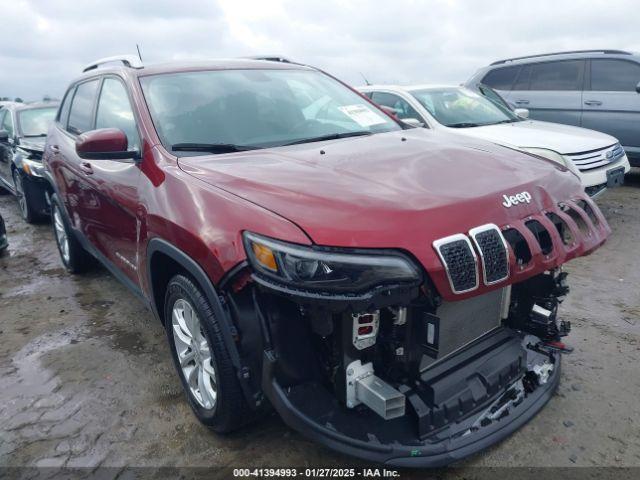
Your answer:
371;92;421;121
96;78;140;151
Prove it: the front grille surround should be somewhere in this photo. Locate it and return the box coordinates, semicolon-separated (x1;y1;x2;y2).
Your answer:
433;234;478;294
469;224;510;285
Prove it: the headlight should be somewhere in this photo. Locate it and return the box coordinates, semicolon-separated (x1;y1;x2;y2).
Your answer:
16;147;46;178
243;232;421;293
519;147;581;178
21;158;46;178
519;147;566;165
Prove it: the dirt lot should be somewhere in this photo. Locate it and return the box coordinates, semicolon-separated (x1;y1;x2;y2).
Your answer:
0;172;639;477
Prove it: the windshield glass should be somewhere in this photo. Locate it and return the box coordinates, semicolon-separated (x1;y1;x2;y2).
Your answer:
410;87;520;128
18;107;57;136
140;69;401;153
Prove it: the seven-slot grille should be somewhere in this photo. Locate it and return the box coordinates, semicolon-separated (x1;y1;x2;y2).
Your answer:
565;143;625;172
433;234;478;293
469;224;509;285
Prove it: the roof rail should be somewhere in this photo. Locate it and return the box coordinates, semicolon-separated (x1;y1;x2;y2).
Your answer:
83;55;143;73
490;49;632;65
244;55;294;63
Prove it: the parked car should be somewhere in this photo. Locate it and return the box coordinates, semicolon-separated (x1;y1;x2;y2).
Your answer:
359;84;631;197
0;101;59;222
0;211;7;253
44;56;609;467
466;49;640;167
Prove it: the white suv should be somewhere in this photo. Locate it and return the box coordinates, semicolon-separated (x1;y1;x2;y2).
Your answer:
359;84;631;197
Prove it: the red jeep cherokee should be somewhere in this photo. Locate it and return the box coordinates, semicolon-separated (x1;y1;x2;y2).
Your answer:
44;56;609;466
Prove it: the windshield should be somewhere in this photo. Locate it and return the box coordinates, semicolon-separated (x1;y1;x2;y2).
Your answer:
410;87;520;128
140;69;401;154
17;107;57;137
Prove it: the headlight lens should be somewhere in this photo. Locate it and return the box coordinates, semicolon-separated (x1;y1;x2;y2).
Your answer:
519;147;566;166
21;158;46;178
243;232;421;293
519;147;581;178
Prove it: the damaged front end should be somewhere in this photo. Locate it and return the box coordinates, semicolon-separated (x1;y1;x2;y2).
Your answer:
221;197;608;466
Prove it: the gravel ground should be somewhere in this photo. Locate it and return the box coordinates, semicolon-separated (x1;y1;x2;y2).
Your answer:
0;172;639;478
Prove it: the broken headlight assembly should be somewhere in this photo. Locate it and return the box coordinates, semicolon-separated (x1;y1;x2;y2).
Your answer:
243;232;421;293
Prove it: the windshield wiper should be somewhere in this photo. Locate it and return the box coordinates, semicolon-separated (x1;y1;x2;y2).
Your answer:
171;142;260;153
23;134;47;138
281;131;373;147
446;122;481;128
491;119;520;125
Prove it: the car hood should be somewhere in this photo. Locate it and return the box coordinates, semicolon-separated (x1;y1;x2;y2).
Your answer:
178;129;605;300
178;129;583;245
452;120;618;155
18;137;46;153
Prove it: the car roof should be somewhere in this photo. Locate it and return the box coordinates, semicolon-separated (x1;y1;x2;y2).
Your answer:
72;58;313;84
488;49;639;67
18;101;60;110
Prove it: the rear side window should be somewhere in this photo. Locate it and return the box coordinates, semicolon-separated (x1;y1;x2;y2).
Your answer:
481;66;519;90
57;87;75;127
529;60;584;91
96;78;140;150
590;59;640;92
67;79;99;134
512;65;532;90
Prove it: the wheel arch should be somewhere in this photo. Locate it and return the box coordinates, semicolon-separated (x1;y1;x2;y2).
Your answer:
146;238;251;396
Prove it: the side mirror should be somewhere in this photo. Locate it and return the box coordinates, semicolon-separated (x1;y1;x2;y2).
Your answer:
636;81;640;94
514;108;530;119
402;118;425;128
0;129;8;143
75;128;137;160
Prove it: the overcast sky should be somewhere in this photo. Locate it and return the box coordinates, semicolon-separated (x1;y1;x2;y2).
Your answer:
1;0;638;100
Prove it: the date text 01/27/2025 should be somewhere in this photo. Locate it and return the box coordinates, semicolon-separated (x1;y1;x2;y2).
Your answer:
232;468;401;478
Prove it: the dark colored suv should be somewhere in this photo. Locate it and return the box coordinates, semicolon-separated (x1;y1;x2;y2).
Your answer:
467;49;640;167
44;56;609;466
0;102;59;222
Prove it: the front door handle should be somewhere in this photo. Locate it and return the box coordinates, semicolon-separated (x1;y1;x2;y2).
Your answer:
50;145;60;154
584;100;603;106
80;162;94;175
515;99;530;105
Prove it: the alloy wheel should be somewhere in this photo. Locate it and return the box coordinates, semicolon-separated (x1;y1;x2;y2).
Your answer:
171;298;218;410
53;206;70;263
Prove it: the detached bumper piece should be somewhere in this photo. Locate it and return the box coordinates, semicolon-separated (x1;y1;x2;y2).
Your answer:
262;330;560;467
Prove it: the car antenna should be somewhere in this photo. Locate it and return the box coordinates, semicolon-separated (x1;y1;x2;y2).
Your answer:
360;72;371;86
136;44;143;63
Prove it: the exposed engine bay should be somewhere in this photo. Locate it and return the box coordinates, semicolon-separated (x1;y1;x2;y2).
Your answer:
226;267;572;455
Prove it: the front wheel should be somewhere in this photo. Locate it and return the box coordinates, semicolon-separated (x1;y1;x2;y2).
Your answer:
165;274;252;433
13;170;38;223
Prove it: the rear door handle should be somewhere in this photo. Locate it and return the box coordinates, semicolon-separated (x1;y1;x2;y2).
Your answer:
515;99;530;105
80;161;94;175
584;100;603;106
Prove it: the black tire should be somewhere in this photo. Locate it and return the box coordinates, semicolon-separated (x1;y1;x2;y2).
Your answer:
165;274;252;433
13;169;39;224
50;194;93;274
